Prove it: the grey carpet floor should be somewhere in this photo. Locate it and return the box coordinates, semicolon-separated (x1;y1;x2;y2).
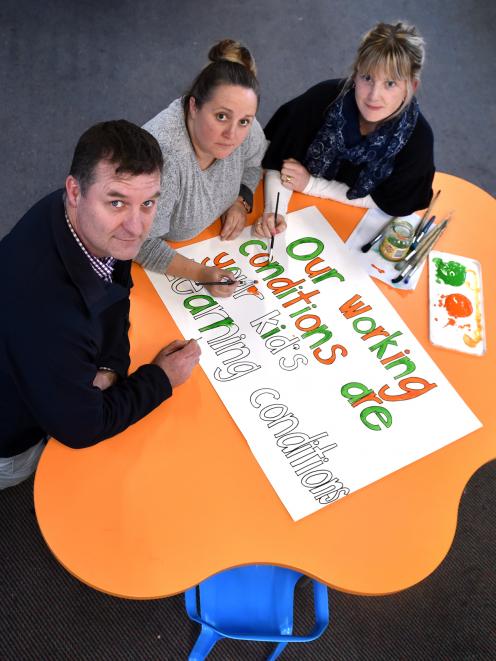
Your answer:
1;0;495;240
1;1;495;659
1;461;495;660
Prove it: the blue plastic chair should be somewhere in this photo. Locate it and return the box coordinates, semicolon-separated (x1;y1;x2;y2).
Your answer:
184;565;329;660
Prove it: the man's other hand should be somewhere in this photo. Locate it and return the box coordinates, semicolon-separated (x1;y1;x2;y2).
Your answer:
153;339;201;387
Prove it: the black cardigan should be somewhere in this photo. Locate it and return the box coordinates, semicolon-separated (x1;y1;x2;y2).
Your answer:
0;190;172;457
263;79;435;216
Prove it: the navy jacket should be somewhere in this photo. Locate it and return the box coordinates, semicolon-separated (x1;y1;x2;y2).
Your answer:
0;190;171;457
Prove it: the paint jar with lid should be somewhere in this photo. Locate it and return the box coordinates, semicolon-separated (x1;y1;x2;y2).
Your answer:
379;219;414;262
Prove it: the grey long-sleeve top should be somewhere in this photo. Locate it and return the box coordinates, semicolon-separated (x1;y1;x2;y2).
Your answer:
136;98;267;273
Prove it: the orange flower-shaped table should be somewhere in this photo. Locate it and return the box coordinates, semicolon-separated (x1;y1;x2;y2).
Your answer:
34;173;495;598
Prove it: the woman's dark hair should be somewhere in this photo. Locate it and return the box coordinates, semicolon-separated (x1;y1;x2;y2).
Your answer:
69;119;164;195
183;39;259;115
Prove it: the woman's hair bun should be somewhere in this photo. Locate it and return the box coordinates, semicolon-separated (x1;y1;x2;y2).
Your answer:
183;38;259;114
208;39;257;76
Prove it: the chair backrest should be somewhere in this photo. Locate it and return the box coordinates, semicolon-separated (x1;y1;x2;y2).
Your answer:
185;564;329;642
196;565;303;636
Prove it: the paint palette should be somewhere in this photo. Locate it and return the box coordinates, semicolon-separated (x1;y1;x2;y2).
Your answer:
428;250;486;356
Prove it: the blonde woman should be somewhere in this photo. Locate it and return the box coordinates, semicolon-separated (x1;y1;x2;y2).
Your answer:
137;40;267;298
257;22;434;237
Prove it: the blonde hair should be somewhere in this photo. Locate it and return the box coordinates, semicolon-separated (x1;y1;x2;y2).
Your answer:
344;22;425;119
208;39;257;77
183;39;259;114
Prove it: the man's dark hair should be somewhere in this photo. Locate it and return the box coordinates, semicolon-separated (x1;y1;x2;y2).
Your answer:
69;120;164;194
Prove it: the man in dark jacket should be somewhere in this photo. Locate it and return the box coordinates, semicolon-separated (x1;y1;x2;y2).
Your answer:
0;120;201;489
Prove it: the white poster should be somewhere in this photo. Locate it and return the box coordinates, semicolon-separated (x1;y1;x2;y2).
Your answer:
146;207;482;521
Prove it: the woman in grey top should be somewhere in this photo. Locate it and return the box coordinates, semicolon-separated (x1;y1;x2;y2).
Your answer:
137;39;267;298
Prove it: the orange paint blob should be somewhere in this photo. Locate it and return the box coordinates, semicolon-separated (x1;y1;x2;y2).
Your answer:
247;286;259;295
444;293;473;318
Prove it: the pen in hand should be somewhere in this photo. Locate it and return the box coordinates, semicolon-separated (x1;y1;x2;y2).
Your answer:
163;337;200;356
194;279;258;286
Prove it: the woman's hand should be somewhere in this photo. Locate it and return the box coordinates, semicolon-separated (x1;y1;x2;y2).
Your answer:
220;199;247;240
166;255;237;298
252;212;287;238
281;158;311;192
197;264;238;298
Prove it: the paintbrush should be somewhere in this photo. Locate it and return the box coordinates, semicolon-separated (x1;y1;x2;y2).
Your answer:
391;224;445;283
403;221;450;285
360;217;397;253
394;215;436;270
269;191;280;262
391;217;450;284
413;189;441;242
395;212;452;270
409;215;436;251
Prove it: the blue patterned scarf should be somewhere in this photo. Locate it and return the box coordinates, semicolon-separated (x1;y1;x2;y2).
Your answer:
304;86;419;199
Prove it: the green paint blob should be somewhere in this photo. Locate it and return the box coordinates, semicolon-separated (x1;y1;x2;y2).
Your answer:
433;257;467;286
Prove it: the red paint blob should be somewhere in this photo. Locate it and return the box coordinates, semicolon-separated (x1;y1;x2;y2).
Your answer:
444;293;473;318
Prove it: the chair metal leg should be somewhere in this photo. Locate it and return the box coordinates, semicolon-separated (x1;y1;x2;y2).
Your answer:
188;625;221;661
267;641;288;660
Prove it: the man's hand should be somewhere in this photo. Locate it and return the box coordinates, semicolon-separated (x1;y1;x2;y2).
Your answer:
220;199;247;240
281;158;311;192
196;264;238;299
252;211;287;238
153;339;201;388
93;369;118;391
